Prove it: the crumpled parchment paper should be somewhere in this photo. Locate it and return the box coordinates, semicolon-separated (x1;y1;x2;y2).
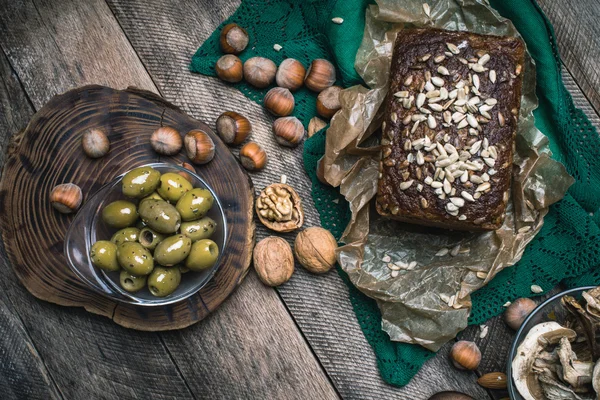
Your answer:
322;0;574;351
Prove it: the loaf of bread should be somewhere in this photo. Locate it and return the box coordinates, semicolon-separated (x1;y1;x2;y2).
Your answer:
375;29;525;231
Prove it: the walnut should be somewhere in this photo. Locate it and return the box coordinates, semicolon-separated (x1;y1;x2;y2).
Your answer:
255;183;304;232
253;236;294;286
293;227;337;274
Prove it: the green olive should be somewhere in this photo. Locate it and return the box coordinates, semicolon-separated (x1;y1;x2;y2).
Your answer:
147;266;181;297
186;239;219;271
119;270;147;292
101;200;138;229
180;217;217;242
138;227;165;251
138;199;181;234
117;242;154;276
157;172;193;203
140;191;164;203
154;234;192;266
176;188;215;221
122;166;161;198
111;227;140;246
90;240;120;272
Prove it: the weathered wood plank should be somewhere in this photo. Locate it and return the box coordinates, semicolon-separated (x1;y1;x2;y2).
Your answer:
537;0;600;114
0;0;337;398
106;0;492;397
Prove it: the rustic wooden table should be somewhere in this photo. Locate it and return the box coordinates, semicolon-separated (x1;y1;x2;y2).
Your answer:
0;0;598;399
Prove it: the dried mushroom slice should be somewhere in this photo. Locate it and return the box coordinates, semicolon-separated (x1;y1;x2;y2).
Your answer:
556;337;594;389
512;321;577;400
562;296;600;360
255;183;304;232
582;287;600;320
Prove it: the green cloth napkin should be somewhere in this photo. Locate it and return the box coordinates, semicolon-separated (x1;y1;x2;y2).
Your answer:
191;0;600;387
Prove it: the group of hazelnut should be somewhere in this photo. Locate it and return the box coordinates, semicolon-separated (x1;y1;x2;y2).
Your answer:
212;23;342;170
50;125;213;214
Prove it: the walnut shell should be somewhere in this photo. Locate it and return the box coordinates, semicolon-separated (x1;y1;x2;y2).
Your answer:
293;227;337;274
253;236;294;286
255;183;303;232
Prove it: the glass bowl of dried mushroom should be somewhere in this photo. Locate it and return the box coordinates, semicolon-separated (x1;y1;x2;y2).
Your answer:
508;286;600;399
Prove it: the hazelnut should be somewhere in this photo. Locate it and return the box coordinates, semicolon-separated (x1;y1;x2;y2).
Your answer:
253;236;294;286
239;142;267;171
256;183;303;232
273;116;304;147
215;55;243;83
307;116;327;138
150;126;182;155
304;59;336;92
276;59;305;91
294;227;337;273
81;128;110;159
243;57;277;88
504;298;537;330
216;111;252;145
316;86;342;119
219;23;249;55
178;162;196;183
50;183;83;214
184;130;215;164
316;157;330;186
449;341;481;370
263;87;294;117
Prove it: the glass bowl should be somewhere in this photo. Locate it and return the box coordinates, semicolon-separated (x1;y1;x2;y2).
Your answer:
64;163;227;306
507;286;595;399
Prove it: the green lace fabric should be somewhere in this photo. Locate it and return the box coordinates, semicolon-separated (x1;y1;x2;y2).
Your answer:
191;0;600;387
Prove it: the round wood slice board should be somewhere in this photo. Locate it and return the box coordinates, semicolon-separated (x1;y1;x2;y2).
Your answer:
0;85;255;331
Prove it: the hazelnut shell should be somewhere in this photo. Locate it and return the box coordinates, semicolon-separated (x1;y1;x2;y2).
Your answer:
219;23;249;55
272;116;304;147
216;111;252;145
263;87;294;117
276;59;305;91
215;55;243;83
316;86;342;119
243;57;276;88
253;236;294;286
184;130;215;164
50;183;83;214
150;126;182;155
256;183;303;232
239;142;267;171
449;341;481;370
504;298;537;330
82;128;110;158
307;116;327;138
304;59;336;92
294;227;337;273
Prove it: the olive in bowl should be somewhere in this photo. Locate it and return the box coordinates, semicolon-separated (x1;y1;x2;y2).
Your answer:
64;163;227;306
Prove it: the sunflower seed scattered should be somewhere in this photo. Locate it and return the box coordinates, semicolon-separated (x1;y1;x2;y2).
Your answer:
436;248;449;257
476;182;491;192
466;114;478;128
331;17;344;24
531;285;543;294
498;112;505;127
404;75;414;86
427;114;437;129
382;255;391;263
273;44;283;51
446;43;460;54
515;64;522;76
434;55;446;64
450;245;461;257
400;180;414;190
431;77;445;87
420;197;428;208
478;54;490;65
416;93;426;109
411;120;420;133
391;270;399;278
402;114;412;125
489;69;497;83
457;119;469;129
503;301;512;307
394;91;409;98
479;324;489;339
450;197;465;207
422;3;431;17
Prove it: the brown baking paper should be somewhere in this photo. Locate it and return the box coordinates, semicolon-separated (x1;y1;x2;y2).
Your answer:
322;0;574;351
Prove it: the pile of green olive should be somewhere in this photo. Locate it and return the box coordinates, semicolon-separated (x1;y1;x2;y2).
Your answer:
89;166;220;297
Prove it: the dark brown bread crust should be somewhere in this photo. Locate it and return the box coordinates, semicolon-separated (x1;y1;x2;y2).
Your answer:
376;29;525;231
